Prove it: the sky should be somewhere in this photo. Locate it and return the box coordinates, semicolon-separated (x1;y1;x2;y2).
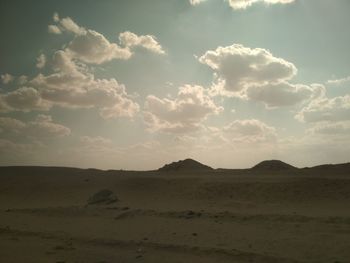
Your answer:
0;0;350;170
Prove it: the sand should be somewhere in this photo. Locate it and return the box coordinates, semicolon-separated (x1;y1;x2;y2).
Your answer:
0;165;350;262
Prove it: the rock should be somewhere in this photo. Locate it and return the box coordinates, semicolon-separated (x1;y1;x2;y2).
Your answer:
87;189;118;205
184;210;202;219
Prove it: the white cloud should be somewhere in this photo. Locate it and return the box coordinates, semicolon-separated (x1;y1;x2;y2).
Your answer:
48;25;62;34
26;114;71;138
0;117;26;132
189;0;207;6
222;119;277;143
246;82;323;108
53;12;59;22
0;139;40;163
67;30;132;64
0;14;142;117
296;94;350;123
0;115;70;138
80;135;112;146
18;75;28;85
227;0;295;10
49;13;131;64
1;74;28;86
0;87;51;112
1;50;139;118
31;51;139;118
72;136;122;163
59;17;86;35
1;73;14;84
306;121;350;136
327;75;350;85
49;13;164;65
50;12;86;35
119;31;165;55
144;85;223;133
189;0;295;9
0;116;71;165
51;50;83;74
36;54;46;69
199;44;297;93
199;43;324;109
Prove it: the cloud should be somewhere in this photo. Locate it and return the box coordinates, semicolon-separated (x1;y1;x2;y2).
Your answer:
36;54;46;69
1;73;14;84
0;117;26;132
26;114;71;138
327;75;350;85
0;87;51;112
199;43;324;109
67;30;132;64
189;0;207;6
119;31;165;55
48;25;62;34
222;119;277;142
0;139;41;164
51;50;83;74
144;85;223;133
190;0;295;9
306;121;350;136
48;13;132;65
0;131;73;166
296;94;350;123
246;82;323;108
199;44;297;93
0;114;71;138
50;12;86;35
1;50;139;118
49;13;165;65
71;136;122;163
59;17;86;35
80;135;113;146
0;14;142;118
31;51;139;118
53;12;59;22
227;0;295;10
18;75;28;85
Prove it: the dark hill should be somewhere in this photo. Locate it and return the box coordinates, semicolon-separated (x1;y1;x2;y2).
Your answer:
252;160;297;171
158;158;213;172
302;162;350;175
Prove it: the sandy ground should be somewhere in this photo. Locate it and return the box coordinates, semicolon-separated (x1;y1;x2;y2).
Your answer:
0;167;350;262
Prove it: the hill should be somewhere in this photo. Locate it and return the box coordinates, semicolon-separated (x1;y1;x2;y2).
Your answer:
158;158;213;172
252;160;297;171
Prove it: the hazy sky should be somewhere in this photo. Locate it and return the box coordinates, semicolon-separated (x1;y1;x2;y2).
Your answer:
1;0;350;170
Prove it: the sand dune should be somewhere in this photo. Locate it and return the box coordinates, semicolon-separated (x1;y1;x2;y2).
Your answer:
1;160;350;262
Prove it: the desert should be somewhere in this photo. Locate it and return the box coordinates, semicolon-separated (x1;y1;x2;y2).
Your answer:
1;159;350;263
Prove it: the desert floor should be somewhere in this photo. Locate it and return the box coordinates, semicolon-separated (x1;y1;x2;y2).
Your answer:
0;168;350;262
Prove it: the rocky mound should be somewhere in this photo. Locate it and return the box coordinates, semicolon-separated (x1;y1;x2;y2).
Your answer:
252;160;296;171
158;158;213;172
87;189;118;205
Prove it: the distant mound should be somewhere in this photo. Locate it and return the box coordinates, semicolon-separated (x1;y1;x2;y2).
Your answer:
158;158;213;172
252;160;296;171
307;163;350;170
303;162;350;175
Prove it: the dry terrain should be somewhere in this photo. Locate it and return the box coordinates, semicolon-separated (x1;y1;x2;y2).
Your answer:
1;160;350;263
